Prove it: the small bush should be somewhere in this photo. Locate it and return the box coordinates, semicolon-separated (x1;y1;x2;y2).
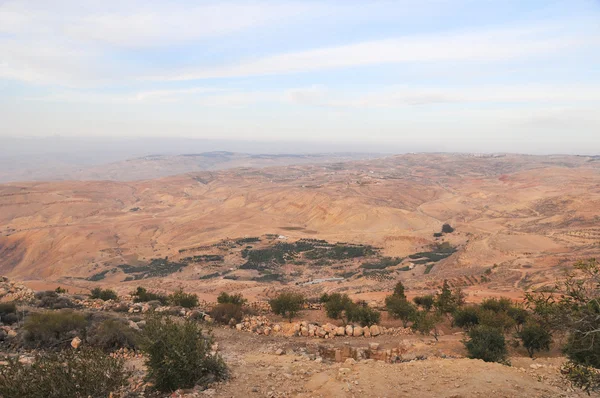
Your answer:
0;348;129;398
347;304;381;327
131;287;168;305
87;318;140;351
441;223;454;233
464;325;507;363
168;289;199;308
480;297;513;313
22;310;87;348
54;286;67;294
0;302;18;325
34;291;76;309
141;315;228;392
269;292;305;322
210;303;244;325
217;292;247;306
90;287;118;301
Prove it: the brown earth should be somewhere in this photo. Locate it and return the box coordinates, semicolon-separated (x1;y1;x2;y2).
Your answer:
1;153;600;303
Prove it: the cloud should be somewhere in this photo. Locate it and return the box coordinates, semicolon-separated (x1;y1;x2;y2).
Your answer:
155;23;597;81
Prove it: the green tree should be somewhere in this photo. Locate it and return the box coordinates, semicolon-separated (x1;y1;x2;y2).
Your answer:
435;280;456;314
385;295;416;327
452;306;480;330
392;281;407;300
411;310;442;341
269;292;305;322
464;325;507;363
518;322;552;358
346;304;381;327
324;293;353;323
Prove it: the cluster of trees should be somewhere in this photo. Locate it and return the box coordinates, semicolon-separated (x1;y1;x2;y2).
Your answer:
383;281;463;340
321;293;381;327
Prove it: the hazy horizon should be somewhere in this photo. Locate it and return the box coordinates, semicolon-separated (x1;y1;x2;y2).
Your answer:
1;1;600;155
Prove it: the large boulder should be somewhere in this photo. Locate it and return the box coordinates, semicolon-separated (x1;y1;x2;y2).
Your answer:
335;326;346;336
353;326;364;337
345;325;353;336
369;325;381;336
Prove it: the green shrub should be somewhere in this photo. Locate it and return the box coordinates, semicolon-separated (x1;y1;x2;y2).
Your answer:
269;292;305;322
347;304;381;327
441;223;454;233
464;325;507;363
168;289;199;308
452;306;480;330
477;309;516;332
385;295;416;327
141;315;228;392
0;348;129;398
34;291;76;309
0;302;18;325
23;310;87;348
90;287;118;301
131;287;168;305
209;303;244;325
87;318;140;351
217;292;247;306
480;297;514;313
507;306;529;332
54;286;67;294
413;295;435;311
518;322;552;358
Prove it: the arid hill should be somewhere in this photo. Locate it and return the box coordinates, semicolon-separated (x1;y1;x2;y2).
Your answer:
1;153;600;301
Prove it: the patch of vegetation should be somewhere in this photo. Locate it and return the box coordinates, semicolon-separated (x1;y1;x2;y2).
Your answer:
398;265;411;271
441;223;455;233
168;289;199;308
118;257;188;279
408;242;457;263
22;310;87;348
199;272;221;280
182;255;224;263
253;273;284;282
347;304;381;327
34;291;76;309
235;237;260;244
141;315;228;392
0;302;18;325
217;292;247;306
464;325;507;363
0;349;130;398
131;287;168;305
518;322;552;358
269;292;305;321
424;264;435;274
411;310;442;341
86;269;111;281
90;287;118;301
87;318;140;352
210;303;244;325
360;257;403;269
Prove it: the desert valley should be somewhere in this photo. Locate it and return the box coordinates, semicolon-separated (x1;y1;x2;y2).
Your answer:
1;152;600;397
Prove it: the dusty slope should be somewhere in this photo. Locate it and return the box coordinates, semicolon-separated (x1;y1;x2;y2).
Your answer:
1;153;599;298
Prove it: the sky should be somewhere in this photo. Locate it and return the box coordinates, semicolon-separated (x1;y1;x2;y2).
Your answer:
1;0;600;154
